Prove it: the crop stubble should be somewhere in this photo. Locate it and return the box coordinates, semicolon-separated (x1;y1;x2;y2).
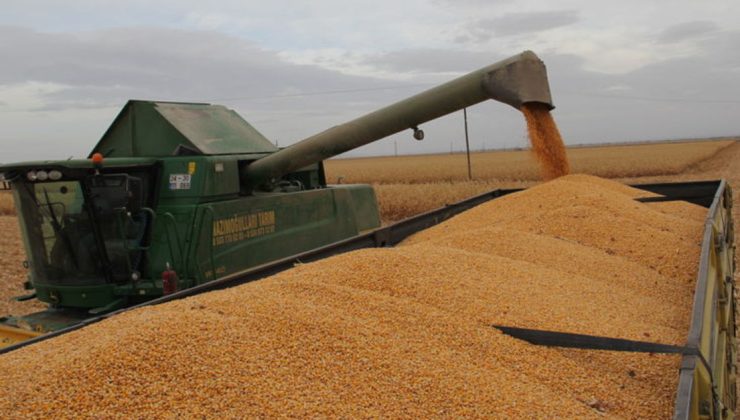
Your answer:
0;175;703;418
325;139;734;223
325;140;734;185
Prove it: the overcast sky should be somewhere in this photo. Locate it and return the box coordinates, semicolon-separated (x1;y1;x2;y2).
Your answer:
1;0;738;162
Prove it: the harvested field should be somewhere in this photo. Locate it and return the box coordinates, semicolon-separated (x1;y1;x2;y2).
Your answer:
325;138;735;185
373;180;503;222
0;175;701;418
325;138;736;223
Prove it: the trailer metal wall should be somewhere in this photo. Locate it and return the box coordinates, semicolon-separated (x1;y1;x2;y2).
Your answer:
673;181;736;420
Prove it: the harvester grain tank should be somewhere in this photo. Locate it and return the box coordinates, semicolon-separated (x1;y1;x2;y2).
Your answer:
0;51;553;335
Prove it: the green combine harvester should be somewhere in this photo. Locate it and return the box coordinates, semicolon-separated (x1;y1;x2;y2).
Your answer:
0;51;735;419
0;51;552;334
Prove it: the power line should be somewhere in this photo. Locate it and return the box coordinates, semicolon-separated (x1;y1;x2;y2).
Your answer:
181;76;740;105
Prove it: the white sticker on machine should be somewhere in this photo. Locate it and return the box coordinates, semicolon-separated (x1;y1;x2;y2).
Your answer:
169;174;192;190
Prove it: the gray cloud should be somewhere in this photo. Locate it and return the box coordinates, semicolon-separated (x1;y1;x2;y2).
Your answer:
361;49;503;74
657;20;719;43
0;24;738;164
488;10;580;37
454;10;580;44
0;26;397;110
0;26;419;160
432;0;511;6
537;30;740;144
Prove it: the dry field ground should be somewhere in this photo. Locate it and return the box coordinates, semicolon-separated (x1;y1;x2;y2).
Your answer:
325;138;737;222
0;191;13;216
326;139;735;184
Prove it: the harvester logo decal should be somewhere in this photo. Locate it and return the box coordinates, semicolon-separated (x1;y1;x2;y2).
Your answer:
212;210;276;246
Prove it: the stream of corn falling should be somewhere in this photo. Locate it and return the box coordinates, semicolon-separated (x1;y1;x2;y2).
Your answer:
522;102;570;180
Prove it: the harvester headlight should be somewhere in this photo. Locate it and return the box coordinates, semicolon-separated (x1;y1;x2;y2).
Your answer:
26;171;37;181
48;170;63;181
35;170;49;181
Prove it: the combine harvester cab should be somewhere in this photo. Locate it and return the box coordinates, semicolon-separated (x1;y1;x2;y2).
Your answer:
0;101;381;331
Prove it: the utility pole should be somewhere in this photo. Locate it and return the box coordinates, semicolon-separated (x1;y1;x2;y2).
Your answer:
463;108;472;180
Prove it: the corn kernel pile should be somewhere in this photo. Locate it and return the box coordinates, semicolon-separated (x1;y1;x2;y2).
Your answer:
0;175;704;418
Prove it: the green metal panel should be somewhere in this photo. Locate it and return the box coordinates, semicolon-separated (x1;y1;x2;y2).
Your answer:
0;158;158;173
155;102;277;155
90;101;278;158
33;283;117;309
178;186;377;284
156;156;242;201
337;184;381;232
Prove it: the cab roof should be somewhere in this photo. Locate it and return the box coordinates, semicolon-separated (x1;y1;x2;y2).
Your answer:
89;100;279;158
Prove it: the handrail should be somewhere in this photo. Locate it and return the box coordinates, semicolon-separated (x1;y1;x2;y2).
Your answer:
189;206;217;284
160;212;184;270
